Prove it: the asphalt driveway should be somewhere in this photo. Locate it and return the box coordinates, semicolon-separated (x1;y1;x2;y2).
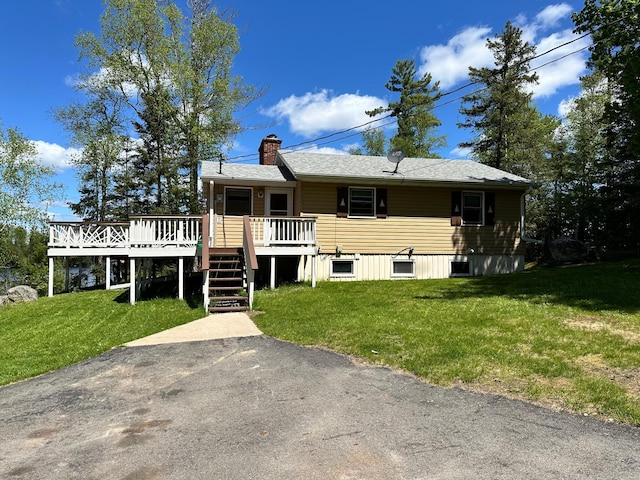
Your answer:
1;335;639;479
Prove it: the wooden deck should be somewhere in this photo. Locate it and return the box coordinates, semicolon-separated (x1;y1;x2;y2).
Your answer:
47;215;318;306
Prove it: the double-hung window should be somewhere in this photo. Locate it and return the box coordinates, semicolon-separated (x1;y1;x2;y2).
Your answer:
349;187;375;217
462;192;483;226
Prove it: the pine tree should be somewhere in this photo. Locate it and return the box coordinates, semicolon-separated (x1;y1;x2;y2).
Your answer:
366;59;445;158
458;21;554;178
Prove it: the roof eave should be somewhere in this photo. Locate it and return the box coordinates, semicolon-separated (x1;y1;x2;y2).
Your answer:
291;173;532;190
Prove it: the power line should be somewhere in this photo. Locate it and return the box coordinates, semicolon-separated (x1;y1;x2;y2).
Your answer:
224;20;620;164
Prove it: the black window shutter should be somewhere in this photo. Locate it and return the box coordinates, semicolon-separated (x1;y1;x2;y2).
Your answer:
451;191;462;226
337;187;348;217
376;188;387;218
485;192;495;226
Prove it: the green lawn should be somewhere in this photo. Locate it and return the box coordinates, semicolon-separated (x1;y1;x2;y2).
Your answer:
253;260;640;425
0;290;204;386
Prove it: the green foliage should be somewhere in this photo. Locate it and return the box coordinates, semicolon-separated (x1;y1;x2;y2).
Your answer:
0;227;58;295
573;1;640;251
0;289;204;386
459;21;557;179
254;260;640;425
61;0;263;217
365;59;446;158
0;121;62;230
348;127;386;156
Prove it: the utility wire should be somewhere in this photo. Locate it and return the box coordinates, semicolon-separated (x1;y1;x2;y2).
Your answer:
223;19;621;164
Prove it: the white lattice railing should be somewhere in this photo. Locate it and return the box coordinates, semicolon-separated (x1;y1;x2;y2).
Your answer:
249;217;316;247
49;223;129;248
49;216;202;250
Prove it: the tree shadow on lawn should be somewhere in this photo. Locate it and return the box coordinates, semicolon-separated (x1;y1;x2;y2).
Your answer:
414;261;640;314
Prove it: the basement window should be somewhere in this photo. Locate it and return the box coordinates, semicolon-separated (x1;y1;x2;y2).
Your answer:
392;260;415;278
451;261;471;277
331;259;355;277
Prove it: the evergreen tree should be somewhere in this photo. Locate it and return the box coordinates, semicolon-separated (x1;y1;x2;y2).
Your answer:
366;59;445;158
348;127;386;156
458;21;556;178
573;0;640;251
554;72;610;244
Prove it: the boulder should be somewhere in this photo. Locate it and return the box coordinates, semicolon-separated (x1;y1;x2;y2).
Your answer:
0;295;9;306
6;285;39;304
549;237;588;263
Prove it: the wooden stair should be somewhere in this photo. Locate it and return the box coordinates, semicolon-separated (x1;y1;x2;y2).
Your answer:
208;248;249;313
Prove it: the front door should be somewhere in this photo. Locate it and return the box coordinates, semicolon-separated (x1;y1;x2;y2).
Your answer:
265;188;292;216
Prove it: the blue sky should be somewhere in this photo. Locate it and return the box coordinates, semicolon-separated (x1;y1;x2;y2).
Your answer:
0;1;590;221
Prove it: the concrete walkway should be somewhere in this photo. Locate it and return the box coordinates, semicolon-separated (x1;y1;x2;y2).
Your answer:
124;312;263;346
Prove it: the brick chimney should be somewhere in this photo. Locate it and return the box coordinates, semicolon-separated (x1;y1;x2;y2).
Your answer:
259;134;282;165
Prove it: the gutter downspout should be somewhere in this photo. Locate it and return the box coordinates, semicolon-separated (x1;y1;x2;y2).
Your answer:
520;191;544;245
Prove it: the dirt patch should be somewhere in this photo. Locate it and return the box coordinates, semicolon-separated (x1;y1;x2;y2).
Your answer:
564;316;640;343
574;353;640;398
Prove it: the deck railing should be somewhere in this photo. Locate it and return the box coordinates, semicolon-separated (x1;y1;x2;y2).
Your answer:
49;216;202;250
129;215;201;248
49;215;316;251
249;216;317;247
49;222;129;248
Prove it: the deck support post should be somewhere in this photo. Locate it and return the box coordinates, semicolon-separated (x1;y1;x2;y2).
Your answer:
64;257;70;293
130;257;136;305
48;257;54;297
106;256;111;290
270;255;276;289
311;252;317;288
178;256;184;300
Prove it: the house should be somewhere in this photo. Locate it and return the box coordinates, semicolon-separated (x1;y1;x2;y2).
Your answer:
201;135;534;284
47;135;534;313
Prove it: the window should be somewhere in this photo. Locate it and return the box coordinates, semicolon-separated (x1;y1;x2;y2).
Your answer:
349;188;375;217
331;259;355;277
225;187;252;216
451;261;471;277
462;192;483;225
337;187;387;218
392;260;415;278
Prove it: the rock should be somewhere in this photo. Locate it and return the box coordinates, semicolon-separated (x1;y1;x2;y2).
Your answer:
6;285;39;304
0;295;10;306
549;237;588;263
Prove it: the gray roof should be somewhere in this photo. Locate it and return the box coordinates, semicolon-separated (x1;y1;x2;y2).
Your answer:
278;151;533;188
199;152;533;189
200;161;295;184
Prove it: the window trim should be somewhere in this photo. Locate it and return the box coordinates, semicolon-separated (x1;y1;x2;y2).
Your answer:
330;258;356;277
462;191;484;226
391;259;415;278
348;187;376;218
224;186;253;216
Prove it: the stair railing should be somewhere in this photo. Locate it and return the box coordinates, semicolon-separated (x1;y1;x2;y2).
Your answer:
242;215;259;309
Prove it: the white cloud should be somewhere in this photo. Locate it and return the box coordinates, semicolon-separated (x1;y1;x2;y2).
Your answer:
262;89;386;138
557;96;576;117
418;26;493;89
529;29;590;98
418;3;587;99
449;146;472;159
34;141;79;171
535;3;574;29
295;145;350;155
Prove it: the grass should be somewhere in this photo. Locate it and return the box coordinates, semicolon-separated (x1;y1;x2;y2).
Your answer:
253;260;640;426
0;290;204;386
